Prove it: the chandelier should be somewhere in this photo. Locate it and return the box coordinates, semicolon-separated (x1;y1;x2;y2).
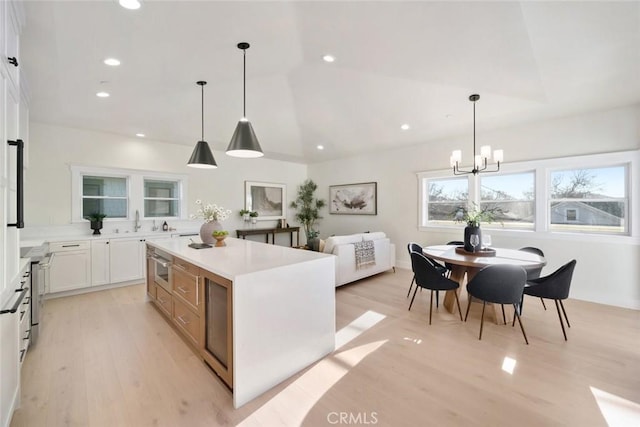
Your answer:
450;94;503;175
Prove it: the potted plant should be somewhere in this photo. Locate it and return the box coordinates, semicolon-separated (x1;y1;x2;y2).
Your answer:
85;212;107;235
453;204;500;252
239;209;250;221
249;211;259;224
290;179;326;250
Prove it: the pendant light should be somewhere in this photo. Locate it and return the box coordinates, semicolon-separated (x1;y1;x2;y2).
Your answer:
187;81;217;168
226;42;264;158
450;94;503;175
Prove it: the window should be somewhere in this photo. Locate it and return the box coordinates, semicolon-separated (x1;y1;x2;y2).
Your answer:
479;172;535;229
71;165;187;222
549;166;627;234
144;179;180;218
424;177;468;224
82;175;127;218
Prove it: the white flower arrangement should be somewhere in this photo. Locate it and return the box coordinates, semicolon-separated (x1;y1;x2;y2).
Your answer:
190;199;232;223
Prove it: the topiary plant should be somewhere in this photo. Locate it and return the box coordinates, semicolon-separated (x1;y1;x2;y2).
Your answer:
290;179;326;240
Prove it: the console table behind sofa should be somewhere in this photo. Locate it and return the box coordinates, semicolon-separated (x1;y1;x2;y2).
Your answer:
236;226;300;247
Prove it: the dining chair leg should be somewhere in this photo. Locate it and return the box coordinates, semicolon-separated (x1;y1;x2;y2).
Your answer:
408;286;419;311
559;299;571;328
513;304;529;345
554;299;568;341
406;276;415;298
540;298;547;310
478;301;486;340
464;296;472;322
501;304;506;325
429;290;434;325
454;291;463;321
436;291;439;308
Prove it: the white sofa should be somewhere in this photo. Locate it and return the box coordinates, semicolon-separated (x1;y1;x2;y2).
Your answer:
322;232;396;287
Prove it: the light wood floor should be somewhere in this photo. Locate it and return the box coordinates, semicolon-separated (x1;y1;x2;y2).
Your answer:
11;268;640;427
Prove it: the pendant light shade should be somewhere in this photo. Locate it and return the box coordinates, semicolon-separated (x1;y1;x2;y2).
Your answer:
188;81;217;168
226;42;264;158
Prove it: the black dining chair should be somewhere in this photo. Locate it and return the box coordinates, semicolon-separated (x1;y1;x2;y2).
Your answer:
465;264;529;344
409;252;463;325
519;259;577;341
518;246;547;309
444;241;464;277
407;242;448;301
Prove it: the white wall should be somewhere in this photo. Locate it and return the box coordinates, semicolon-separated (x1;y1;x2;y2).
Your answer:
24;123;307;244
309;105;640;309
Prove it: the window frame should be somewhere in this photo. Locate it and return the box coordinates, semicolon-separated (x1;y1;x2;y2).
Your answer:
417;150;639;243
71;165;188;223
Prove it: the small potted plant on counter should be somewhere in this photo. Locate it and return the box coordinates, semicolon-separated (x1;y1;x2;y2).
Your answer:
212;230;229;247
85;212;107;235
249;211;259;224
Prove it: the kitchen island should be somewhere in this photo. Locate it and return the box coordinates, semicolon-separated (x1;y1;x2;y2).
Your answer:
145;236;336;408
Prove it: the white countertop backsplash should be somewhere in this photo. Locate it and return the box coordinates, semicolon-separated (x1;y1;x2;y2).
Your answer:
20;220;202;246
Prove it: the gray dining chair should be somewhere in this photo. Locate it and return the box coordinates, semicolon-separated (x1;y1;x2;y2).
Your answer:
518;246;547;309
465;264;529;344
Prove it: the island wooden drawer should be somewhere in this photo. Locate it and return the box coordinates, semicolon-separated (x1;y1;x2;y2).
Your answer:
173;298;201;346
147;280;157;300
172;257;200;276
172;266;199;310
155;285;172;317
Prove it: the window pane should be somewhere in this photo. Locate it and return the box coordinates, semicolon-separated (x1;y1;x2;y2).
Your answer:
427;178;468;222
480;172;535;229
144;200;178;217
549;166;627;234
83;198;127;218
83;176;126;197
145;180;178;198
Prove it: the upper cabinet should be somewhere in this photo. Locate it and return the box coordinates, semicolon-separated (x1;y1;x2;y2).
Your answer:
2;1;25;95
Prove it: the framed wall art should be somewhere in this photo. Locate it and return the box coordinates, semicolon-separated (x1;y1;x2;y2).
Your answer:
329;182;377;215
245;181;286;220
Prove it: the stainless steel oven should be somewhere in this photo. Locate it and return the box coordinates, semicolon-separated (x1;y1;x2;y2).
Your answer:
147;249;172;292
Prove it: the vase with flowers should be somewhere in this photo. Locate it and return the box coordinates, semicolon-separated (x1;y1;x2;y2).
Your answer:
190;199;232;244
453;204;500;252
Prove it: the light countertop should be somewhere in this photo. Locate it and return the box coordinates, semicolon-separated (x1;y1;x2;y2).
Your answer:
147;237;334;281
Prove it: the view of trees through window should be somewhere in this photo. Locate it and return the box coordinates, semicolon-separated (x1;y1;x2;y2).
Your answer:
480;172;535;229
550;166;627;233
427;178;468;222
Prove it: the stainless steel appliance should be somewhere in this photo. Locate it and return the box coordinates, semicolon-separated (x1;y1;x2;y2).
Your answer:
20;243;51;345
147;248;172;292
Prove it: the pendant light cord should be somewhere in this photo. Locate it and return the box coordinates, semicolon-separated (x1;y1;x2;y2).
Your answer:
243;48;246;118
473;99;476;160
201;83;205;140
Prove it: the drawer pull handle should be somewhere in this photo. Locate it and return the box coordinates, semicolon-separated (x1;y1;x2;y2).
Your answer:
157;297;166;304
24;329;31;340
8;57;18;67
62;244;80;248
19;349;25;363
177;315;190;325
177;286;189;294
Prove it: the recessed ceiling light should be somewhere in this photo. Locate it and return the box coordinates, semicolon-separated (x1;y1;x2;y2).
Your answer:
119;0;141;10
401;124;410;130
96;91;110;98
322;55;335;63
136;133;145;137
445;114;452;119
104;58;121;66
317;145;324;150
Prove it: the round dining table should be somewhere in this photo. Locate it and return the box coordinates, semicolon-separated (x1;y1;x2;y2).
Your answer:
422;245;546;319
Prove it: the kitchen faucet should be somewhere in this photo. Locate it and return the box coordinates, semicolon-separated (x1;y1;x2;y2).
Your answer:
134;209;141;232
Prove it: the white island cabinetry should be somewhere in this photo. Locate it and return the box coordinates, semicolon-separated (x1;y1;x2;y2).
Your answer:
146;237;336;408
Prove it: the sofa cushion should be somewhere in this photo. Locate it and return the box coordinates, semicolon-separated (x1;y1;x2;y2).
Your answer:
323;232;387;254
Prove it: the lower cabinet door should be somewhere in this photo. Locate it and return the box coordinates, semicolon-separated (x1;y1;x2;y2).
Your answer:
155;285;172;317
173;298;201;347
49;249;91;293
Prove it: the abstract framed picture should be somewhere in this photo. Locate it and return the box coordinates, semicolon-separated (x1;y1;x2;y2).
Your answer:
245;181;286;220
329;182;377;215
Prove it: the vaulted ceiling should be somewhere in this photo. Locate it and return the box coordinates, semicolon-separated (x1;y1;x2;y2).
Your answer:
21;1;640;164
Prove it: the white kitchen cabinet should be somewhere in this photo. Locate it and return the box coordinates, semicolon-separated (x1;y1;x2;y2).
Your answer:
109;237;146;283
49;241;91;293
91;239;110;286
